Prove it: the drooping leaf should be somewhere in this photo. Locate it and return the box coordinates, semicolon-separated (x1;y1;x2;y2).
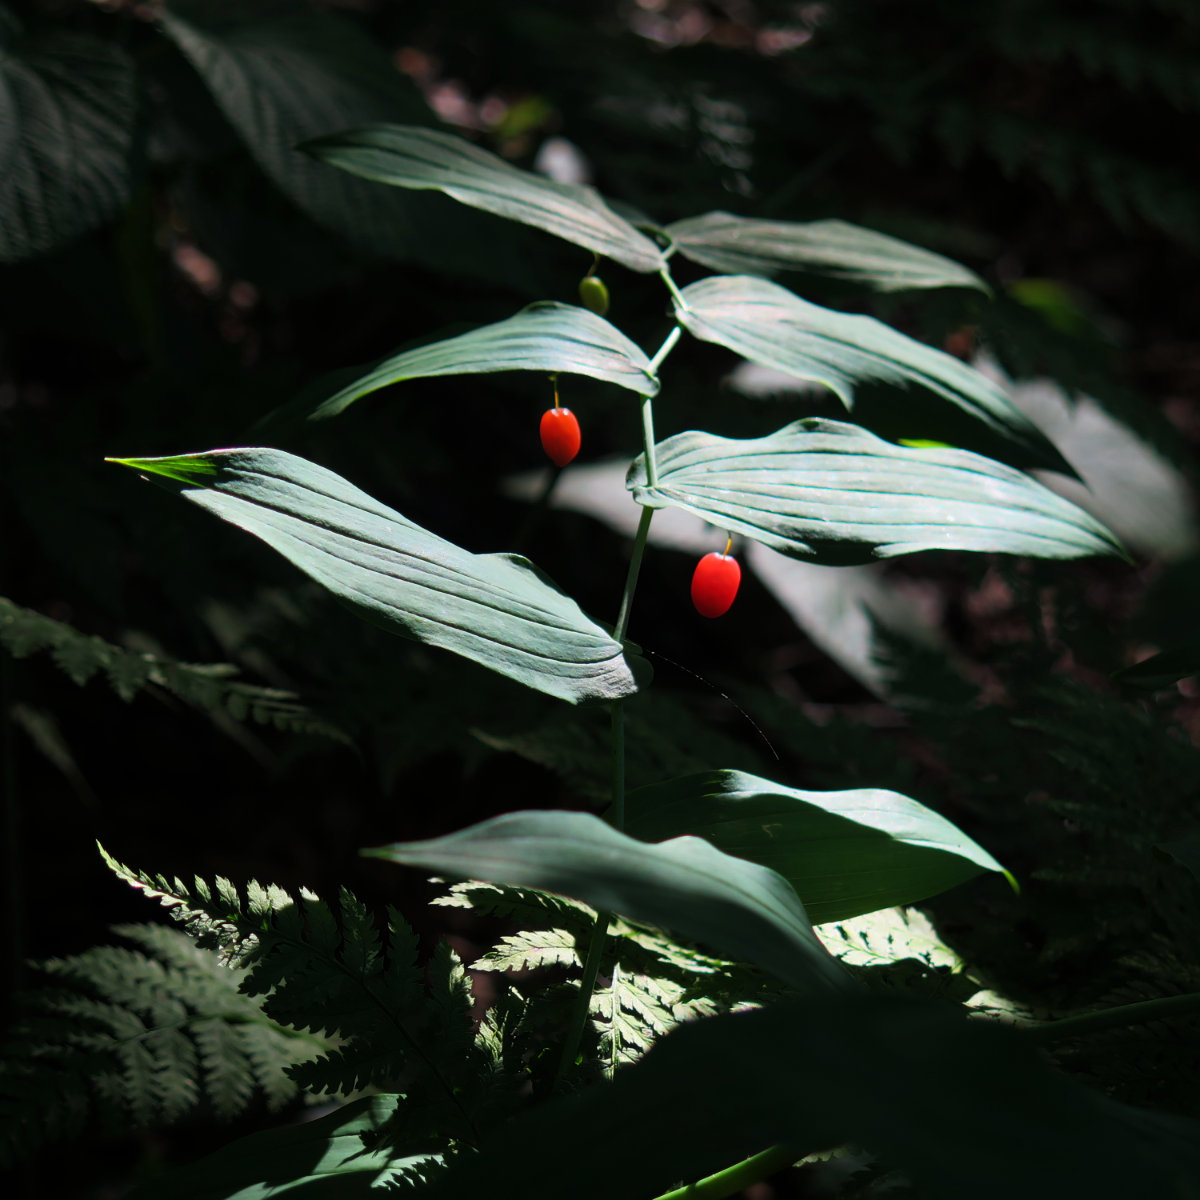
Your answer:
416;995;1200;1200
0;28;137;262
673;275;1066;471
125;1095;434;1200
622;770;1012;924
665;213;988;293
108;449;639;704
627;418;1126;565
301;123;665;273
366;810;849;994
294;302;659;422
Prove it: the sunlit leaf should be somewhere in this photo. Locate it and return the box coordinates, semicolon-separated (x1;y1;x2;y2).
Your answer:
109;449;639;705
302;123;665;272
666;213;988;293
622;769;1012;923
628;418;1126;565
293;302;659;422
366;810;849;994
674;275;1065;471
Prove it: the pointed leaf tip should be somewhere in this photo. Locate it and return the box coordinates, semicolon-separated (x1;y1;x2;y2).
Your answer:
107;455;221;485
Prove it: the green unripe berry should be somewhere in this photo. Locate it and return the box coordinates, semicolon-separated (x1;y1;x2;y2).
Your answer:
578;274;610;316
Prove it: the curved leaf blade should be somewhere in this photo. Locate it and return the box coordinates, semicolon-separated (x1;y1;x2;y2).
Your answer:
300;302;659;422
623;770;1012;924
1113;640;1200;692
417;996;1200;1200
627;418;1126;565
366;810;849;994
108;449;638;704
666;213;988;294
302;124;665;273
0;30;136;262
674;275;1065;471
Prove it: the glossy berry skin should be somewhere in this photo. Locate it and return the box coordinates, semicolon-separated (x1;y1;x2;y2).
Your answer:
691;552;741;618
578;274;610;316
540;407;581;468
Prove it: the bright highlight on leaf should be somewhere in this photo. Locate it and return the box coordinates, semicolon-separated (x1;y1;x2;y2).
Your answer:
302;123;665;273
665;213;989;294
673;274;1065;471
108;448;640;704
279;301;658;425
628;418;1127;565
623;769;1014;924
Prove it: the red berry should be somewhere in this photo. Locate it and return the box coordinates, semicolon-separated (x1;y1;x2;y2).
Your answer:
691;552;741;618
540;407;581;468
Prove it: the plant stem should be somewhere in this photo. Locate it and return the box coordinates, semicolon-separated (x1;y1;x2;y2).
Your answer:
648;323;683;374
1022;991;1200;1046
553;906;611;1090
650;1144;802;1200
614;505;655;646
658;265;688;312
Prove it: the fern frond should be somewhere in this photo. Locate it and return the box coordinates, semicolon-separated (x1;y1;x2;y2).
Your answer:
0;923;324;1168
0;596;347;742
473;928;580;974
99;848;488;1142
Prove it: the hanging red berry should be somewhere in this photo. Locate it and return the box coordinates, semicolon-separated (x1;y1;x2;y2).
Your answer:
691;546;741;618
540;406;581;468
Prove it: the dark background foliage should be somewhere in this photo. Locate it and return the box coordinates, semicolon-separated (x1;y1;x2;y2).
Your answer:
2;0;1199;1195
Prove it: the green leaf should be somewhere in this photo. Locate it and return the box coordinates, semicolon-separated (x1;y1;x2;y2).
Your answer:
622;770;1012;924
627;418;1126;565
417;995;1200;1200
1113;640;1200;691
108;449;639;704
673;275;1065;471
126;1095;430;1199
158;5;536;286
0;30;136;262
301;123;665;273
366;810;849;994
294;302;659;422
665;213;989;294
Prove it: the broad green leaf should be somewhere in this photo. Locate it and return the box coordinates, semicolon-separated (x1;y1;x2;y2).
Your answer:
366;810;849;994
297;302;659;422
622;770;1012;924
108;449;638;705
301;123;665;273
665;213;988;293
627;418;1126;565
0;29;136;262
127;1095;433;1199
674;275;1065;471
417;995;1200;1200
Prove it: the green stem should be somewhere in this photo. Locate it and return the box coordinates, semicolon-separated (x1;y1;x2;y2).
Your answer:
613;505;655;645
650;1144;802;1200
553;907;611;1090
1022;991;1200;1046
658;264;687;312
648;323;683;374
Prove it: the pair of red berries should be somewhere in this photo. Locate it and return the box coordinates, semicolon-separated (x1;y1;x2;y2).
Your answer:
539;406;740;618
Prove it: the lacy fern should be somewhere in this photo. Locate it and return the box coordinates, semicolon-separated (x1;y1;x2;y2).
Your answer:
0;922;323;1168
0;595;346;742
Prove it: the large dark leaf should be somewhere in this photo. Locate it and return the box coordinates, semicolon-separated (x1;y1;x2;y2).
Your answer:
0;28;136;262
296;302;658;422
623;770;1012;923
108;449;639;704
417;995;1200;1200
126;1095;425;1199
366;810;849;993
674;275;1066;471
666;212;988;293
159;4;536;286
302;124;665;273
627;418;1126;565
